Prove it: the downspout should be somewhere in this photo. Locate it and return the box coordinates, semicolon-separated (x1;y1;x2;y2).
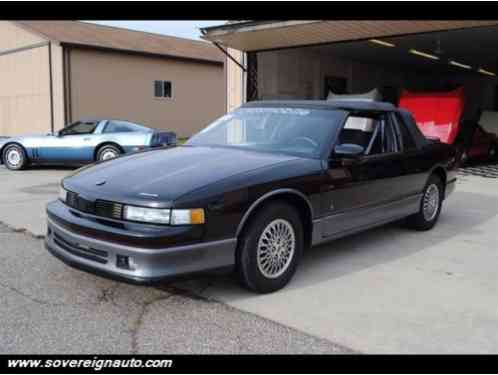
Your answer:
63;45;73;124
48;41;54;133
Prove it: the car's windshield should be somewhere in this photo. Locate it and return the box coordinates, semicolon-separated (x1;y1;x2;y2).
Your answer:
187;107;344;158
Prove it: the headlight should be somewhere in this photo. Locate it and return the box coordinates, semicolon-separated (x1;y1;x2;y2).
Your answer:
122;206;205;225
59;185;68;203
123;206;171;225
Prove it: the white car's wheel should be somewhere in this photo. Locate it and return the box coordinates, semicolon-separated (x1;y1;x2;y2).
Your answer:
97;145;121;162
3;144;28;170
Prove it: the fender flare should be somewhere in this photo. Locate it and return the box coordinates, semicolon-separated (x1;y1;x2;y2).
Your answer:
235;188;314;237
94;142;124;161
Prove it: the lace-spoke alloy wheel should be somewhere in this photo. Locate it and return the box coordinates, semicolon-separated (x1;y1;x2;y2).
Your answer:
256;219;296;279
405;174;443;231
237;202;303;293
422;184;439;222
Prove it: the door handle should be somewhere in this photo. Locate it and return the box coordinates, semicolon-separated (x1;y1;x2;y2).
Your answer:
83;137;91;141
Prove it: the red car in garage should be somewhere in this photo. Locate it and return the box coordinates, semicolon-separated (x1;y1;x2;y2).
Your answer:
399;88;498;164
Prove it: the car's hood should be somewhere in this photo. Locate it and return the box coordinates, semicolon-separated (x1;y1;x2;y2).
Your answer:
64;146;301;205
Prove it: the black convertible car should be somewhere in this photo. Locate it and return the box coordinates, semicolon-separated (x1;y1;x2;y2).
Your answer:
46;100;457;293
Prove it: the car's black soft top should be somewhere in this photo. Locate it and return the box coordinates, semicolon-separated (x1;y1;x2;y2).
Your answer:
243;99;397;112
242;99;430;149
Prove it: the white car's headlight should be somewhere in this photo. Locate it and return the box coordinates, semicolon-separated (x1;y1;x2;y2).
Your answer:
122;206;205;225
59;186;68;203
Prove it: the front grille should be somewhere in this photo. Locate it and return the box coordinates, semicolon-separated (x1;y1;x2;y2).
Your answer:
95;200;123;220
66;192;123;221
53;232;108;264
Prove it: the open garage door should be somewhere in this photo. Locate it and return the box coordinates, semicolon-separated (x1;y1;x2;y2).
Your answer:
204;20;498;165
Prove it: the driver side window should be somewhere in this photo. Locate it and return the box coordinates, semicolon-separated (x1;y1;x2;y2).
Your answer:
337;114;399;156
60;121;98;136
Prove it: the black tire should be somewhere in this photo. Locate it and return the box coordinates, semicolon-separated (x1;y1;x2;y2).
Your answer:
236;201;303;293
489;143;498;161
405;174;444;231
460;149;469;165
2;144;28;170
96;145;121;162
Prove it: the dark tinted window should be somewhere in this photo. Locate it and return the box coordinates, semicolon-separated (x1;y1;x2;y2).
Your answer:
60;121;98;136
395;114;417;150
104;121;148;133
154;81;163;97
154;80;172;98
163;81;172;98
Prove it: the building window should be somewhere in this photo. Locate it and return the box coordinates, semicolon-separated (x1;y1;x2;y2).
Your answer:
154;80;172;98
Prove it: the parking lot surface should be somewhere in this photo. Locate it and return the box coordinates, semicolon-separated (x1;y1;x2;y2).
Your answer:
1;166;497;353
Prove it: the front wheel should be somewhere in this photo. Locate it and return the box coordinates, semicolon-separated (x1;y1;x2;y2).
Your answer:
2;144;28;170
237;202;303;293
405;174;443;231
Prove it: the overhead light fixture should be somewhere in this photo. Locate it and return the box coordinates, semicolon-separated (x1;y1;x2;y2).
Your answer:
449;60;472;70
478;68;496;77
409;49;440;61
369;39;395;48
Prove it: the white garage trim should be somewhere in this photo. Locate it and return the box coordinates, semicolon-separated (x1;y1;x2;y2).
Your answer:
202;20;498;52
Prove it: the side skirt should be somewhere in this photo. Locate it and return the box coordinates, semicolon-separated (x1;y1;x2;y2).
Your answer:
311;194;422;247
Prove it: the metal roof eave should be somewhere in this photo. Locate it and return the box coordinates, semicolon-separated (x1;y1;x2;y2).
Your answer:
200;20;498;53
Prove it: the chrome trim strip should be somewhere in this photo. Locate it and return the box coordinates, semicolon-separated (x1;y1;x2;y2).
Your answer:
235;188;314;236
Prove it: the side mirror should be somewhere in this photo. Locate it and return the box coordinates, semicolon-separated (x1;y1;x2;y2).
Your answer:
333;143;365;159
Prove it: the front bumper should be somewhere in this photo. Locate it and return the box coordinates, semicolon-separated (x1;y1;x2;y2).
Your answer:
45;202;236;284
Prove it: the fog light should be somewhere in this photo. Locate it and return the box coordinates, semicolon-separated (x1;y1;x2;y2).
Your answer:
116;255;130;270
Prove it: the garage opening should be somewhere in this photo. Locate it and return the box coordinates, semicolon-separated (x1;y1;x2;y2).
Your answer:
223;24;498;173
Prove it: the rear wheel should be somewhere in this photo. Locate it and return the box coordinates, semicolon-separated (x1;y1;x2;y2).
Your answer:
237;202;303;293
96;145;121;162
405;174;443;231
2;144;28;170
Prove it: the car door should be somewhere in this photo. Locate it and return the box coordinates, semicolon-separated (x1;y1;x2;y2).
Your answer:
390;112;428;198
320;112;407;238
38;121;100;163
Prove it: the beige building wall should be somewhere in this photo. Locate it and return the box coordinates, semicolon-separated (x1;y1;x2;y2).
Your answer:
225;48;245;112
69;48;225;138
0;21;45;51
0;22;51;136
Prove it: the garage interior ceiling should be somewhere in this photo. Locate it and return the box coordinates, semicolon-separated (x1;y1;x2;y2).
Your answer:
309;25;498;75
